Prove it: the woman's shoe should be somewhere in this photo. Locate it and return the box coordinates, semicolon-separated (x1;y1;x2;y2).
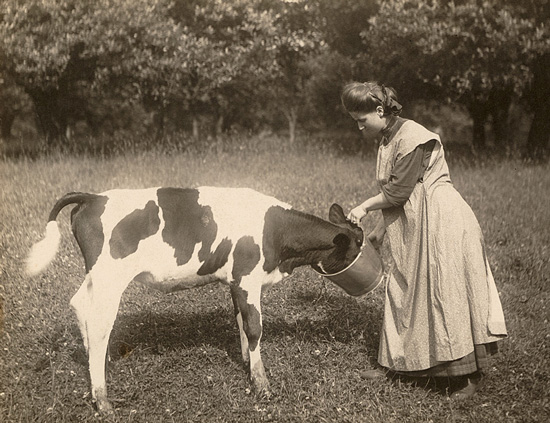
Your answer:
359;368;387;380
449;373;482;400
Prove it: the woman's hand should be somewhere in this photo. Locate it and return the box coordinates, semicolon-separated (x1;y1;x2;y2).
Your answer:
367;218;386;249
347;204;367;225
347;193;392;225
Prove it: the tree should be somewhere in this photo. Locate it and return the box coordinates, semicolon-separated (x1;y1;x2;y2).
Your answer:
0;0;101;144
254;0;327;143
303;50;355;129
0;67;31;140
314;0;378;58
169;0;282;139
525;53;550;159
0;0;300;144
505;0;550;159
361;0;549;149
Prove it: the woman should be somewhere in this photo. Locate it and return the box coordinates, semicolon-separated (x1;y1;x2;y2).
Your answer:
342;81;507;399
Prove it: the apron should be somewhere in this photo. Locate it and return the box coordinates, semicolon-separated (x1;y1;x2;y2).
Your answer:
376;120;507;371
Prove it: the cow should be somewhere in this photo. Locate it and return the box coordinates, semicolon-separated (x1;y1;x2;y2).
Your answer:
26;186;364;414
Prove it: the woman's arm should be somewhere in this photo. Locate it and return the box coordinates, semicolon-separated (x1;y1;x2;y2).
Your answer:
347;140;436;224
380;140;435;206
348;192;393;223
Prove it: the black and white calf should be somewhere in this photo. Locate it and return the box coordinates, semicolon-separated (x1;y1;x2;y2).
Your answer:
26;187;363;413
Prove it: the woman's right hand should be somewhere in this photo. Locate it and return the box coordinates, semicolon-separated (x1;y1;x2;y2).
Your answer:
347;205;367;225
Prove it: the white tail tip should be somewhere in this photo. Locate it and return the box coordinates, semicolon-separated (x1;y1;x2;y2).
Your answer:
26;221;61;276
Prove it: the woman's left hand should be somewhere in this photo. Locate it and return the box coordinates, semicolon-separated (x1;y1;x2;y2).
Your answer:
347;205;367;225
367;218;386;249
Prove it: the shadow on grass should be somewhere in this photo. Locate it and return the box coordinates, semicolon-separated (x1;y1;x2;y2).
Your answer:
103;293;383;368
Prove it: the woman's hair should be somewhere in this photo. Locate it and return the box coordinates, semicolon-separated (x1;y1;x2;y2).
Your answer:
341;81;402;116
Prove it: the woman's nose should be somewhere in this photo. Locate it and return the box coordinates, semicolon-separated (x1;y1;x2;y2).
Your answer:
357;122;365;131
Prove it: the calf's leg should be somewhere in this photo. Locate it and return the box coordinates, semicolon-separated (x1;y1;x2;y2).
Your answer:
70;268;129;414
70;274;92;354
230;280;270;397
230;285;250;367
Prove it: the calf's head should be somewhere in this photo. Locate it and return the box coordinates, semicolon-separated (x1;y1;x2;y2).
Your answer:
312;204;364;274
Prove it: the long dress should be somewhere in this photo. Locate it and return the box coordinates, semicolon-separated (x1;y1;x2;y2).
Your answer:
376;119;507;374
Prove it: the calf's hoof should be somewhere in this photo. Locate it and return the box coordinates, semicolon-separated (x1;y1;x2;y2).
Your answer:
257;386;272;400
252;380;272;399
94;397;115;416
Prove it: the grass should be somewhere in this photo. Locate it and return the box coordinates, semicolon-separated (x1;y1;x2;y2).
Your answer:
0;136;549;422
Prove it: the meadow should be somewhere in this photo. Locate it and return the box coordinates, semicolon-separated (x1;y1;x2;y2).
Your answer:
0;136;549;422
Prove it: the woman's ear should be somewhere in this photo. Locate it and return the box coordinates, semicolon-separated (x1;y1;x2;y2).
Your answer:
376;106;384;117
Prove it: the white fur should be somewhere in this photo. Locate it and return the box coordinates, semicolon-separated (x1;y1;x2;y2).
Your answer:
198;187;291;242
26;221;61;276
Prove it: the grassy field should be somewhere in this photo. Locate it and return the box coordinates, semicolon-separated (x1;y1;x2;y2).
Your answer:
1;138;549;422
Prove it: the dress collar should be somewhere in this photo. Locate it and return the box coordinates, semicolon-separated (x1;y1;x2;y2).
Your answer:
379;116;400;146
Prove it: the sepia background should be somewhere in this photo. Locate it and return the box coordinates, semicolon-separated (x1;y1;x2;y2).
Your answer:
1;1;549;421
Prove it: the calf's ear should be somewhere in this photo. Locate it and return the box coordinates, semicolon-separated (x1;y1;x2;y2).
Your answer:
329;203;347;224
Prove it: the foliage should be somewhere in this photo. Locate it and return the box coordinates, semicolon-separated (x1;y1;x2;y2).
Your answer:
0;70;32;139
1;0;92;90
256;0;329;142
0;0;285;140
0;0;547;149
359;0;550;147
303;50;355;128
362;0;549;100
168;0;283;137
0;0;98;141
314;0;378;58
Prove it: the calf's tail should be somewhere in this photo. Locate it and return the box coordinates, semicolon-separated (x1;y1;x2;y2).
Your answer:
26;192;99;276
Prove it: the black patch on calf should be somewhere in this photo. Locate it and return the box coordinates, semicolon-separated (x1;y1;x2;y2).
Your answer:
230;285;262;352
110;201;161;259
262;207;284;273
262;206;316;274
197;206;217;262
71;195;109;272
262;206;358;274
157;188;218;266
197;238;232;275
232;236;261;282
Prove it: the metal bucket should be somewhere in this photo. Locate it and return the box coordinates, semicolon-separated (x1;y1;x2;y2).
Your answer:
316;240;384;296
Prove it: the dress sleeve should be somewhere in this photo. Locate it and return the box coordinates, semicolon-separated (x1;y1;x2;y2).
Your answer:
380;140;436;206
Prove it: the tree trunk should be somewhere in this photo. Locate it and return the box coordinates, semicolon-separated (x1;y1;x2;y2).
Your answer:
468;100;489;150
526;107;550;159
192;117;200;140
0;112;15;140
283;106;298;144
29;89;67;145
471;113;487;150
489;89;512;148
215;114;224;137
525;53;550;159
153;107;166;140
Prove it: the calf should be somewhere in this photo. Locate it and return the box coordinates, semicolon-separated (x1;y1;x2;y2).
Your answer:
26;186;363;414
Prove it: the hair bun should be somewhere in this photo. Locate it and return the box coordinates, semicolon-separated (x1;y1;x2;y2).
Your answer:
386;96;403;116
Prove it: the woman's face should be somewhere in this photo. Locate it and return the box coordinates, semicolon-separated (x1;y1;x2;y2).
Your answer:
349;108;385;140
